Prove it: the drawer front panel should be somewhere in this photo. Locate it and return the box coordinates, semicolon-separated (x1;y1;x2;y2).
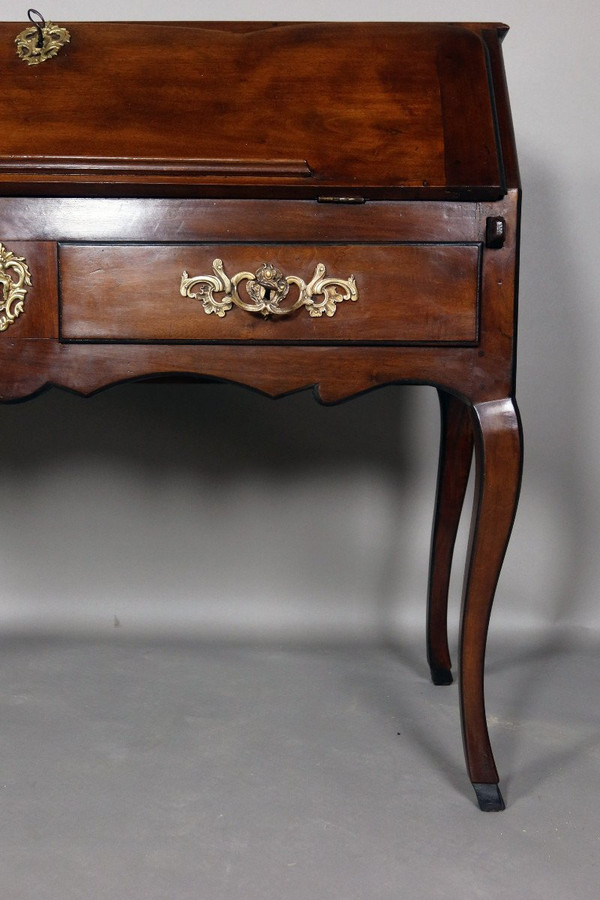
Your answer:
59;243;480;344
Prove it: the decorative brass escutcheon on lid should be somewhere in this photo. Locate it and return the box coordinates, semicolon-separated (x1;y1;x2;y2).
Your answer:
15;9;70;65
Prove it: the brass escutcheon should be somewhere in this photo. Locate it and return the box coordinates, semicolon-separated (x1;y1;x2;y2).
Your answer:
180;260;358;319
0;243;32;332
15;9;70;65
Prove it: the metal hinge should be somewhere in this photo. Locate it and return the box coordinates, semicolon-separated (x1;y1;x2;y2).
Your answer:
317;196;366;205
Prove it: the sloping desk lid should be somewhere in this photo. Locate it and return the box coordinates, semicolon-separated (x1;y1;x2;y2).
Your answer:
0;21;507;200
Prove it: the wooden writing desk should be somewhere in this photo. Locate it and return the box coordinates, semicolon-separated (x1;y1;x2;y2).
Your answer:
0;19;522;810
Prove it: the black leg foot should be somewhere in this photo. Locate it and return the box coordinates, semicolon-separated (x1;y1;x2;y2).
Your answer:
472;783;505;812
430;666;453;686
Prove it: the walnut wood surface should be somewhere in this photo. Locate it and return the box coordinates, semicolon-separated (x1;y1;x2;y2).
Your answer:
0;188;518;402
0;21;505;200
460;399;523;786
427;391;474;685
59;242;479;344
0;189;518;404
0;197;482;243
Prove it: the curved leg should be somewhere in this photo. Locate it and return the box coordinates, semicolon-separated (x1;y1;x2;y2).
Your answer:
459;398;523;811
426;390;474;685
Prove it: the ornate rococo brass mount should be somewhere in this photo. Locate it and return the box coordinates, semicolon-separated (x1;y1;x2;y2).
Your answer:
180;260;358;319
0;243;32;332
15;9;70;65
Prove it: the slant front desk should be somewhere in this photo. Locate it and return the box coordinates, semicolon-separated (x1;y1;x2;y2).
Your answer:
0;20;522;810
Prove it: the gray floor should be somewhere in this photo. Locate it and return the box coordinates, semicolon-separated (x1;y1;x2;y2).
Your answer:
1;628;599;899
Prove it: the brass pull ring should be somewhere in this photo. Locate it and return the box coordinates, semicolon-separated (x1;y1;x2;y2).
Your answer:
180;260;358;319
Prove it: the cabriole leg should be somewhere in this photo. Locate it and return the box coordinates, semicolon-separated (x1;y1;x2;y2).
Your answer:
459;398;523;811
426;390;474;685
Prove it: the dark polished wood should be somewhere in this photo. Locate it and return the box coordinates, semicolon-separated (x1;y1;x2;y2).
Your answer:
0;20;522;810
59;242;480;344
461;399;522;806
427;390;474;685
0;21;505;200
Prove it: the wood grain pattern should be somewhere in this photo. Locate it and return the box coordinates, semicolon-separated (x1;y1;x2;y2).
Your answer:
59;242;480;344
0;21;504;200
0;197;481;243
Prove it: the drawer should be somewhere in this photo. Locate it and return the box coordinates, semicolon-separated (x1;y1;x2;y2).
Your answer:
59;243;480;344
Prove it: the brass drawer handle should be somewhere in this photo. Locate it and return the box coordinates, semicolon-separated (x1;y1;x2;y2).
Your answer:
0;243;31;332
180;259;358;319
